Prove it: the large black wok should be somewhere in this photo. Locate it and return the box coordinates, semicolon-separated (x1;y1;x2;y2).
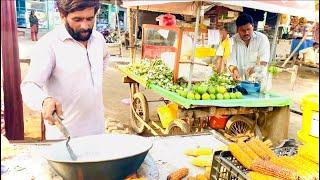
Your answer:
42;134;153;180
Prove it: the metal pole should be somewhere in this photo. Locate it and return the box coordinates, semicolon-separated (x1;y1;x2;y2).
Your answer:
270;14;280;63
187;1;201;91
114;0;123;57
1;0;24;140
127;8;134;63
134;7;139;62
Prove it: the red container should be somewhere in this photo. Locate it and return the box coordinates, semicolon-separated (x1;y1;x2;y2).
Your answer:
208;115;229;129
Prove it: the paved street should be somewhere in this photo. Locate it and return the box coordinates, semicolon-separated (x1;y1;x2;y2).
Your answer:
17;32;319;141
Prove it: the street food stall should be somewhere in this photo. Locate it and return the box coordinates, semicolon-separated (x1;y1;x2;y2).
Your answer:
117;1;319;178
119;0;294;146
1;0;318;180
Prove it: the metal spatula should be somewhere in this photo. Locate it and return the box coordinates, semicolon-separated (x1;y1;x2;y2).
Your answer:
52;112;78;161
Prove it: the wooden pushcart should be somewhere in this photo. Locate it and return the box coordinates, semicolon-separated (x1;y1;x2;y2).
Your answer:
118;65;292;145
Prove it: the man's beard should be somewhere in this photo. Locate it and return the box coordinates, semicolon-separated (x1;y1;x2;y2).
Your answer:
65;21;92;41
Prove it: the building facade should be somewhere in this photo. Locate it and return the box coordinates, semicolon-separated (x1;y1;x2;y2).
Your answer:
15;0;127;32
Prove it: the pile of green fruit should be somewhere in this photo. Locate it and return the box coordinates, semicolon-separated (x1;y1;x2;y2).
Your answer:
127;60;152;76
208;72;237;89
176;83;243;100
126;59;243;100
174;72;242;100
145;59;174;89
126;59;176;90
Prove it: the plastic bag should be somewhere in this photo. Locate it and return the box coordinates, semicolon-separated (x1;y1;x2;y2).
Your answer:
156;14;176;26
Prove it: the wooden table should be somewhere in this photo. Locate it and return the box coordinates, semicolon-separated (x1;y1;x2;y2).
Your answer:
2;133;226;179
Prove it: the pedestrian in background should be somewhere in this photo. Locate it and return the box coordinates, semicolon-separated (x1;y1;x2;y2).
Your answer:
215;25;232;73
29;10;39;41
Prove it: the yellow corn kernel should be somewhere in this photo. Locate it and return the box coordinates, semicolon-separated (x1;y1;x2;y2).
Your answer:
252;138;278;159
238;142;261;161
228;143;254;169
185;149;197;156
167;168;189;180
194;147;213;156
247;140;270;160
271;156;299;172
195;174;208;180
191;155;213;167
185;147;212;157
298;144;319;164
251;159;297;180
247;171;281;180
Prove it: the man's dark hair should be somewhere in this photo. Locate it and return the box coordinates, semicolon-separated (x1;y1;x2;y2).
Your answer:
236;14;254;27
57;0;100;16
313;42;319;46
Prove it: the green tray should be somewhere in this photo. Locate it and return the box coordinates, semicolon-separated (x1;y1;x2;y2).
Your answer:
118;65;292;109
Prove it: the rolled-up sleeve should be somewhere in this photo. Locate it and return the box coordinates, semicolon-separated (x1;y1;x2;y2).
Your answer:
20;41;54;111
258;35;270;63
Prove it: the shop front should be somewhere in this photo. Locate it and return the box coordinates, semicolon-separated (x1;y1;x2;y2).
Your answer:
15;0;61;31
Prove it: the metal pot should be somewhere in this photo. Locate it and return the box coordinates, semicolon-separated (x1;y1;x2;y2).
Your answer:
42;134;153;180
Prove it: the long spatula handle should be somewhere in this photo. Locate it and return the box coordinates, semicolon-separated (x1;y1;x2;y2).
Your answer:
53;111;70;139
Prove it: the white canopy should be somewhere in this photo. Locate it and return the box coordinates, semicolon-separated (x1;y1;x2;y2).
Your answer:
122;0;317;20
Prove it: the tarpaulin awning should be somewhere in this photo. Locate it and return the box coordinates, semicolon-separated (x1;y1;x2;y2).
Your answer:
122;0;317;20
122;0;243;16
213;0;316;20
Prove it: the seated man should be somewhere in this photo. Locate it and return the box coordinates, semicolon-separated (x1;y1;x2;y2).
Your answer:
298;42;319;64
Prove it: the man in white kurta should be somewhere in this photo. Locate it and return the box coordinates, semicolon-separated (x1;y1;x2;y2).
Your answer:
21;0;109;139
228;14;270;81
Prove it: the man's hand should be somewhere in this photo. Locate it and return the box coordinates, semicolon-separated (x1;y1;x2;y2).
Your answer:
232;69;241;81
229;65;241;81
42;97;63;125
246;67;255;76
216;57;225;73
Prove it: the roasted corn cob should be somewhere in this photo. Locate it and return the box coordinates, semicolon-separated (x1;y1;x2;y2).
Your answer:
247;139;272;160
238;141;261;161
251;159;297;180
191;155;213;167
185;147;213;157
167;167;189;180
298;143;319;164
195;174;208;180
293;155;319;172
252;138;277;159
271;156;299;172
247;171;281;180
228;143;254;169
277;156;317;179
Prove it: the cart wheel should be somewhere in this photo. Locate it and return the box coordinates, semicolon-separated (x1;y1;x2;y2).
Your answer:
225;115;254;136
130;92;149;134
165;119;190;135
130;83;139;97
